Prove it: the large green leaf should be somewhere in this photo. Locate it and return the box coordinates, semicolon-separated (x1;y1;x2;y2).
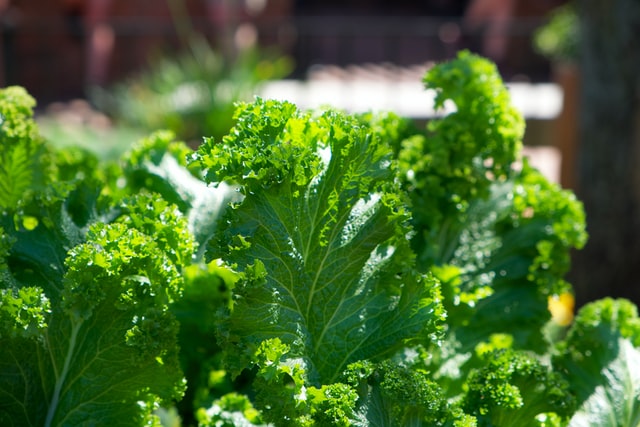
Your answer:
0;192;194;426
194;99;444;417
398;51;525;266
439;165;586;352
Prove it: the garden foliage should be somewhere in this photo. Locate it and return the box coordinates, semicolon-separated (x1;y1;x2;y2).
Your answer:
1;52;639;426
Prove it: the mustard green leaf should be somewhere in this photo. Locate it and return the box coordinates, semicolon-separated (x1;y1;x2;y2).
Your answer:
122;130;242;257
0;218;190;426
463;349;575;427
0;86;53;210
194;99;445;423
0;184;194;425
555;298;640;427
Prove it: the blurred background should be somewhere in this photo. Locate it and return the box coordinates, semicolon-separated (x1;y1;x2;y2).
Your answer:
1;0;639;307
1;0;564;97
0;0;568;147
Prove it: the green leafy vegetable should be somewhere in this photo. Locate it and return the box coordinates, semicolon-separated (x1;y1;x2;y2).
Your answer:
555;298;640;427
463;349;575;427
1;51;637;427
193;98;445;423
0;87;195;425
122;130;241;256
0;195;194;426
398;50;524;266
0;86;52;209
388;53;586;378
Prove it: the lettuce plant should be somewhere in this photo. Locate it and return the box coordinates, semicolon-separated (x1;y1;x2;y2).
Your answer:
1;51;640;427
0;97;190;425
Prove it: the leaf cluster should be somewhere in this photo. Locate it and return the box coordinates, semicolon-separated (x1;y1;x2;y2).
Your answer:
1;50;639;427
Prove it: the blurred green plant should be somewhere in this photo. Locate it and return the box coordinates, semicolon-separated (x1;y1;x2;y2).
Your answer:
36;104;145;162
533;2;580;63
91;36;292;147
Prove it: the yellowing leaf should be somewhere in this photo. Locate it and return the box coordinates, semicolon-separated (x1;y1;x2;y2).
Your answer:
548;292;575;326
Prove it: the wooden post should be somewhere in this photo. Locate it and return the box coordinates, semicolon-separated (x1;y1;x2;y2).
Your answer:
570;0;640;307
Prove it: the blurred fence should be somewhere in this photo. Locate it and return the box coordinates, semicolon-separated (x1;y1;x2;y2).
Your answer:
286;15;549;78
1;12;551;101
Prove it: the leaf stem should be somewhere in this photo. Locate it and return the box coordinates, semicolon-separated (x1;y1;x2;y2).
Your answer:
44;320;82;427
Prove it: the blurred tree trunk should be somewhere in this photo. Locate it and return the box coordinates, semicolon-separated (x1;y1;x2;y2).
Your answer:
571;0;640;307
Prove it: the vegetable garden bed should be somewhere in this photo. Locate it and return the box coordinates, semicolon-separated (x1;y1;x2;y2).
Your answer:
1;51;638;427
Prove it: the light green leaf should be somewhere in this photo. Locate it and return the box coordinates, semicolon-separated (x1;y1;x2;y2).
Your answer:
463;349;575;427
556;298;640;427
194;99;444;419
0;195;193;426
568;338;640;427
123;130;241;257
0;86;52;210
401;51;524;265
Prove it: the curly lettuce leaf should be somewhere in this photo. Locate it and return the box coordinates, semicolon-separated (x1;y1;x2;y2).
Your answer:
197;392;268;427
357;52;587;406
0;86;53;210
0;88;203;425
122;130;242;257
555;298;640;427
193;98;445;421
438;165;586;351
401;51;524;265
0;190;194;426
237;340;464;427
293;359;476;427
390;52;586;350
462;349;575;427
416;159;586;404
350;361;452;426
